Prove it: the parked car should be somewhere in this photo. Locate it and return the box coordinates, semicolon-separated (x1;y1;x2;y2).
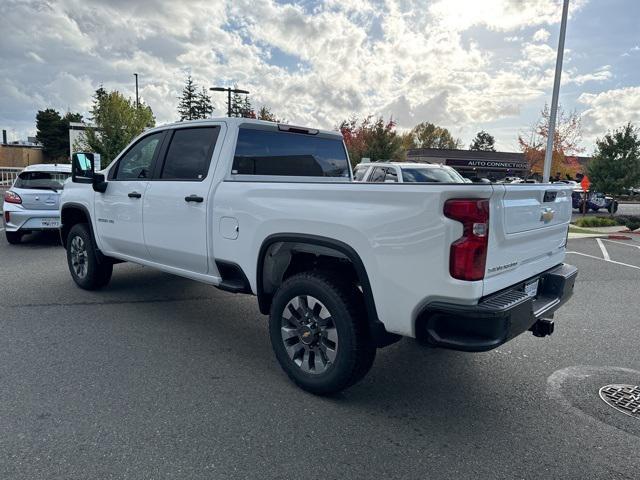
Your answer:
571;188;618;213
3;163;71;244
59;118;577;394
353;162;466;183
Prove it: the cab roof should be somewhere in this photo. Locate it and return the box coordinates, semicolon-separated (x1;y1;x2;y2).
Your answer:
149;117;342;139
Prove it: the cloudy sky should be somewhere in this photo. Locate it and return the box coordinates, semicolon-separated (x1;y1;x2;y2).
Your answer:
1;0;639;151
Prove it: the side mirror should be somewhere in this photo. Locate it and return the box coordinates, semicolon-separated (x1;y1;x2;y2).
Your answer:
72;152;96;184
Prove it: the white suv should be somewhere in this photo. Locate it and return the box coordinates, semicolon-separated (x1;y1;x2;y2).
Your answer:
353;162;466;183
3;163;71;244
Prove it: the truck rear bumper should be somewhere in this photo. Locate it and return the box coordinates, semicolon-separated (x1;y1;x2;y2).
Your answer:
416;263;578;352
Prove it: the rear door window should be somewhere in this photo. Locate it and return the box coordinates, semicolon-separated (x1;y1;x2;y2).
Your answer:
384;168;398;182
232;128;349;178
161;127;220;180
369;167;386;182
353;166;368;181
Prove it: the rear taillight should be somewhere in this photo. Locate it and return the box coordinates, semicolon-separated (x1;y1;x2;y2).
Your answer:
4;190;22;204
444;199;490;281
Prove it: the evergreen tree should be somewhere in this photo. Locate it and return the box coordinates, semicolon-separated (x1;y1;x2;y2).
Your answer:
469;130;496;151
35;108;83;161
177;75;199;121
195;87;214;118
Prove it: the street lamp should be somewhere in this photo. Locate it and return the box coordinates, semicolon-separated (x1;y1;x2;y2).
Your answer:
542;0;570;183
134;73;139;108
210;86;250;117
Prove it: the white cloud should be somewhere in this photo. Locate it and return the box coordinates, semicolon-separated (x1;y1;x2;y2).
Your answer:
532;28;551;43
567;65;613;86
0;0;604;152
578;87;640;141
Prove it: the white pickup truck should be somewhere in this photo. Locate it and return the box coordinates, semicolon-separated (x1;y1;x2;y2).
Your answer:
60;118;577;394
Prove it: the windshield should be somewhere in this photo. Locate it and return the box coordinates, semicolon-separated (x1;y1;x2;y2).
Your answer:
14;171;70;190
401;167;466;183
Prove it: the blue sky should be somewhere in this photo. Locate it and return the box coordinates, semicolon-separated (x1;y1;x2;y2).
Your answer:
0;0;638;152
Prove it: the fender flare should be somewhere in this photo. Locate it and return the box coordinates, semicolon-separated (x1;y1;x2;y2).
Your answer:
256;233;400;348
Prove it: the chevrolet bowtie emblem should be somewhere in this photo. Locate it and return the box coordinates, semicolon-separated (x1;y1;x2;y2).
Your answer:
540;208;555;223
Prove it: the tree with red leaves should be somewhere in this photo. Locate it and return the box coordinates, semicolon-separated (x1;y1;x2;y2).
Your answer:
338;116;404;167
518;104;584;178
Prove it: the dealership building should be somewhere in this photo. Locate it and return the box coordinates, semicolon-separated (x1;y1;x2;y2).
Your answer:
406;148;529;180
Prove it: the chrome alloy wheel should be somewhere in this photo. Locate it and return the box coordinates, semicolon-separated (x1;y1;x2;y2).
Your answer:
70;235;88;279
280;295;338;375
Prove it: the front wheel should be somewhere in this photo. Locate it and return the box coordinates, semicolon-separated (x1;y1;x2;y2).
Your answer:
269;271;376;395
5;231;22;244
66;223;113;290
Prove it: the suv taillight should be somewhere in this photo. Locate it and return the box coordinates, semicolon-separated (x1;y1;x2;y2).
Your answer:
444;199;489;281
4;191;22;204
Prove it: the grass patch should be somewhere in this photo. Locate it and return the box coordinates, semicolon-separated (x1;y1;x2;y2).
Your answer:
568;225;610;235
573;216;618;228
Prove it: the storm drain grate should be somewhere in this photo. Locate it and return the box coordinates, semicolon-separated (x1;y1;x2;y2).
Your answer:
599;384;640;419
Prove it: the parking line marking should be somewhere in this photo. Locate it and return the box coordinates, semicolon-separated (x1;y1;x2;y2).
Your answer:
596;238;610;260
602;238;640;250
566;251;640;270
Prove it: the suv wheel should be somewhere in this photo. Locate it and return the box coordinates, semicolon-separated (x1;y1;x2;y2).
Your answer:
269;271;376;395
66;223;113;290
5;231;22;244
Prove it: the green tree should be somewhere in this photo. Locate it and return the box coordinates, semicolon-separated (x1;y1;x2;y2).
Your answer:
404;122;461;150
230;88;254;118
469;130;496;151
339;116;404;167
36;108;83;161
195;87;214;119
588;123;640;211
83;89;155;165
177;74;199;121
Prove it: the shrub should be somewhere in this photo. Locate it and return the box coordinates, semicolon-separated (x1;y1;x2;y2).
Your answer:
614;215;640;231
573;216;618;228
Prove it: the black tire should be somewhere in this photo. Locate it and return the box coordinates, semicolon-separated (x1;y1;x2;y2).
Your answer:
66;223;113;290
5;231;22;244
269;271;376;395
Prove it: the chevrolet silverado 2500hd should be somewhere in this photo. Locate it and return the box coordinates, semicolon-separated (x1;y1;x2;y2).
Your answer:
60;118;577;394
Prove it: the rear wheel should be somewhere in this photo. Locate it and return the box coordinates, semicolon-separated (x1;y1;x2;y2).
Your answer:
66;223;113;290
269;271;376;395
5;231;22;244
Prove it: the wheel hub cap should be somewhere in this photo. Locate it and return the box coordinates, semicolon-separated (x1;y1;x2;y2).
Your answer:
70;236;88;279
281;295;338;375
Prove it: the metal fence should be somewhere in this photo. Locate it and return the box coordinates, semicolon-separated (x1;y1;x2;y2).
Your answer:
0;167;22;193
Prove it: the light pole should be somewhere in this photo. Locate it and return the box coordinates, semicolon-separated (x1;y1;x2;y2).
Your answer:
210;86;250;117
134;73;139;108
543;0;570;183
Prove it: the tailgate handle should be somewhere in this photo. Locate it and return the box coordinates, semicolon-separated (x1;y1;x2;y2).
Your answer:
543;191;558;202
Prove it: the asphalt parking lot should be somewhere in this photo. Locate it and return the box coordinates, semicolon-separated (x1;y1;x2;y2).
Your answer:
1;231;639;479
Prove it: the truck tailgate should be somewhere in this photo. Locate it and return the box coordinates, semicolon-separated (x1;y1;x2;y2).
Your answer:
483;184;572;296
